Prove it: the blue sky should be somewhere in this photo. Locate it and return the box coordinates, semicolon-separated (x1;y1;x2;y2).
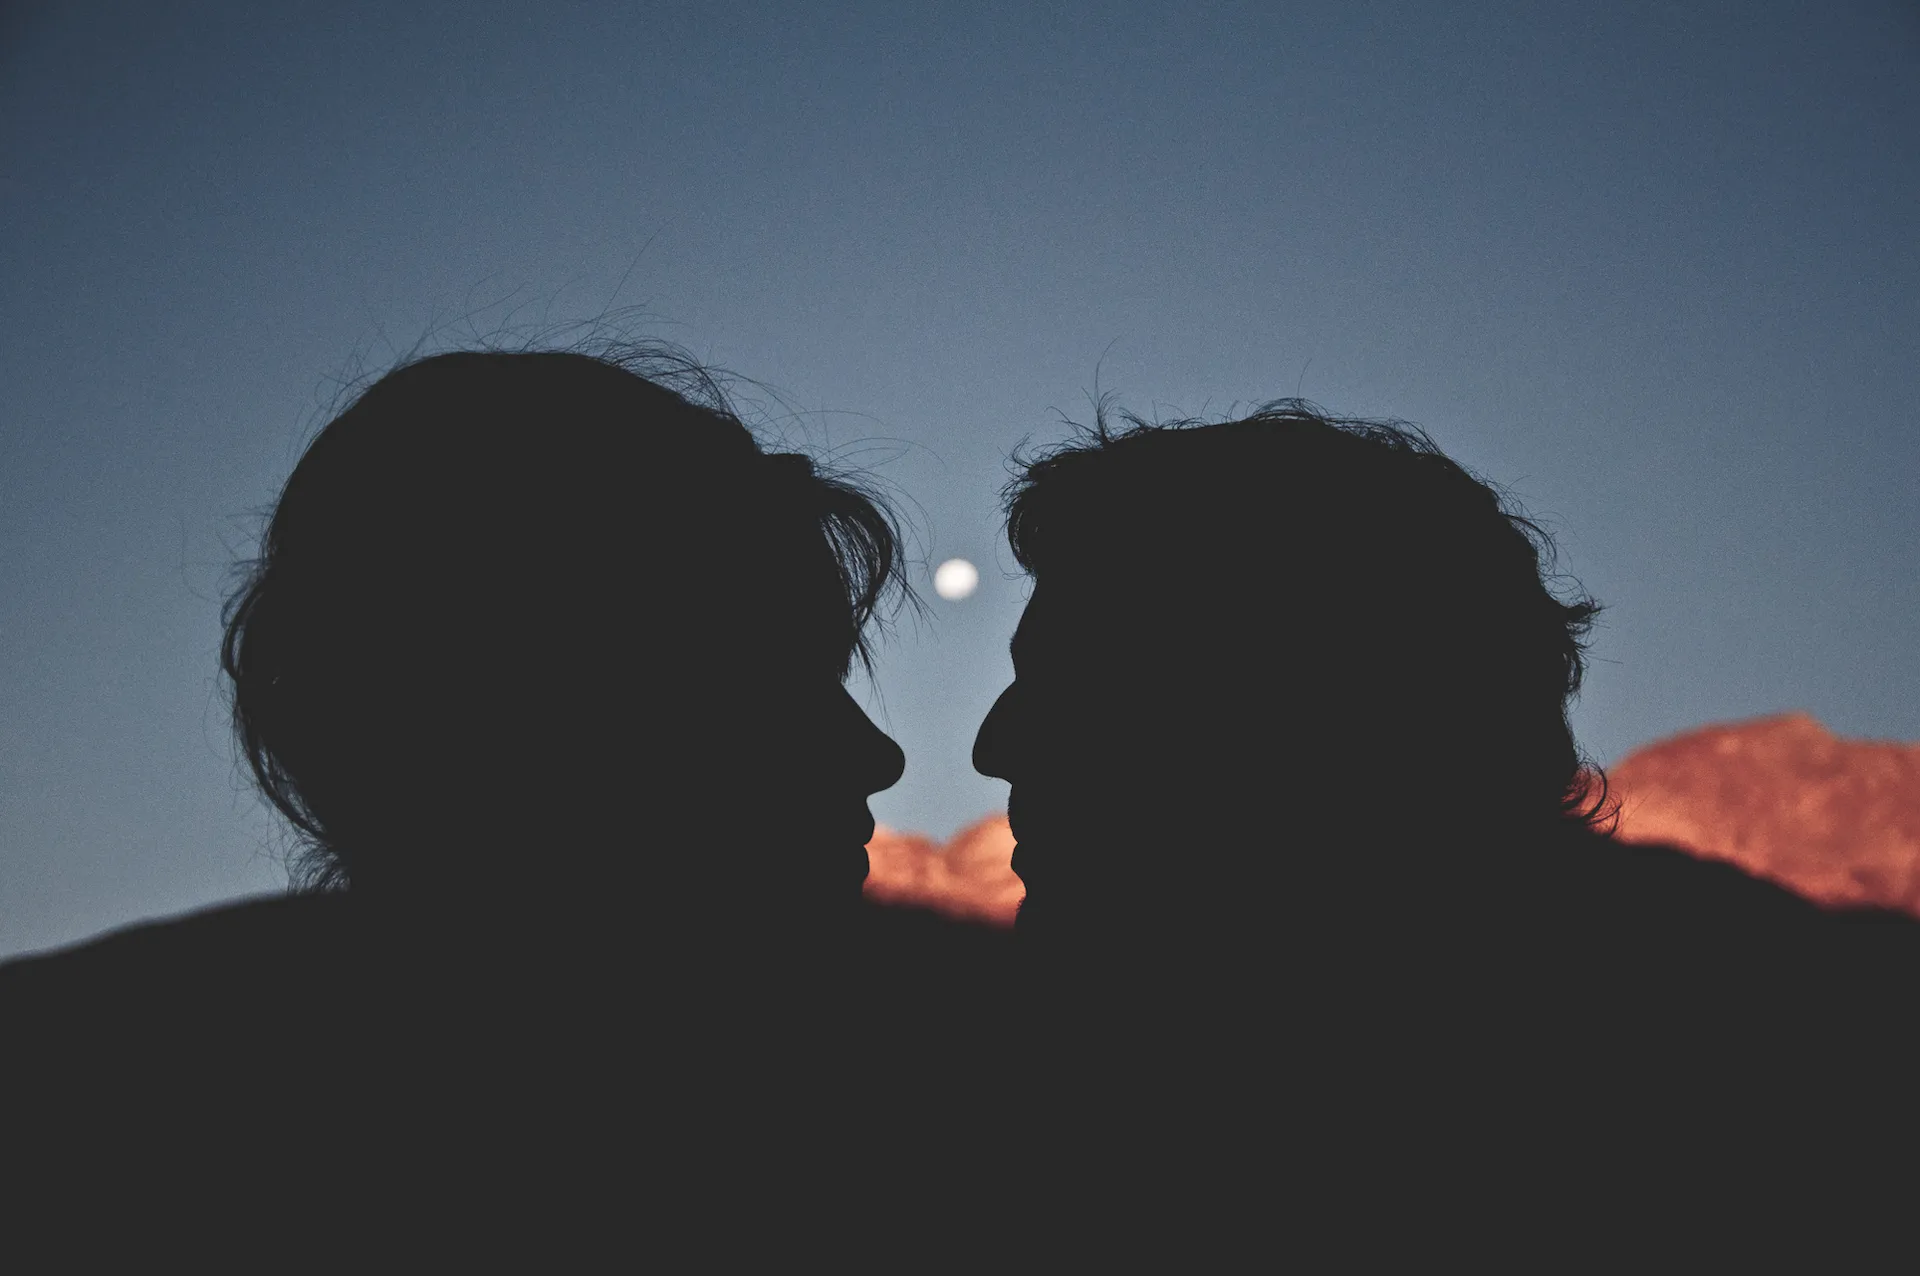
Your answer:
3;0;1916;955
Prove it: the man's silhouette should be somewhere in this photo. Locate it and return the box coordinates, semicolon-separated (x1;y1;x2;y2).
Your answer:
973;402;1915;1128
1;349;917;1187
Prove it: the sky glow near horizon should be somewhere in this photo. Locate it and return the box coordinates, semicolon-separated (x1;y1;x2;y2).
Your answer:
1;1;1916;957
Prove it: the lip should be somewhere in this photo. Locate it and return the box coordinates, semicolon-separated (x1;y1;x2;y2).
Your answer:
1005;793;1028;845
1008;839;1035;884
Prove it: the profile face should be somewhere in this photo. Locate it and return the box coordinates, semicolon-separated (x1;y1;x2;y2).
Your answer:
972;580;1187;932
719;666;905;905
648;532;906;913
974;566;1328;938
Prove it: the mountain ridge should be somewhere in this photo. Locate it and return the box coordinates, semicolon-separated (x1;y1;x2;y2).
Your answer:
863;713;1920;924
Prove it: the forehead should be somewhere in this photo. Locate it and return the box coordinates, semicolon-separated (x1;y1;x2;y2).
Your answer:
1010;577;1162;665
1011;558;1315;686
1009;580;1074;652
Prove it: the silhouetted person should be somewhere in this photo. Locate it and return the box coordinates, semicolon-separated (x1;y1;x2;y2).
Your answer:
2;349;920;1194
972;403;1916;1177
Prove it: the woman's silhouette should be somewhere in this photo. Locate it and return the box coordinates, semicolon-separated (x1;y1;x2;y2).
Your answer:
222;348;906;937
3;348;913;1145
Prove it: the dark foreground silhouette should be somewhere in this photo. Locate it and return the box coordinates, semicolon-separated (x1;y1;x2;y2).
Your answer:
973;403;1919;1194
8;378;1911;1230
0;350;1006;1217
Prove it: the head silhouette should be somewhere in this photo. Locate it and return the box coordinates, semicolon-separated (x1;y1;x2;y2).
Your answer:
221;349;906;932
973;402;1604;953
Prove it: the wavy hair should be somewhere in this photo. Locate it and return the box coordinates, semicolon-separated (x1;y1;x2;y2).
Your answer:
221;345;911;891
1002;398;1613;833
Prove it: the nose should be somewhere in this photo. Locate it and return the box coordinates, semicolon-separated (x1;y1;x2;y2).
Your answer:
843;686;905;797
972;682;1017;781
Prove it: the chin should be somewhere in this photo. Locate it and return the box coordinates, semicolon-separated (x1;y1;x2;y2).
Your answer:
1011;891;1048;936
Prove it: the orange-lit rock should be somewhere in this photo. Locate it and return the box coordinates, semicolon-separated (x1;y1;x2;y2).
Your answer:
864;814;1022;927
1609;712;1920;916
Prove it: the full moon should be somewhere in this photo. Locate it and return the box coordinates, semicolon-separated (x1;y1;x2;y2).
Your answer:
933;558;980;601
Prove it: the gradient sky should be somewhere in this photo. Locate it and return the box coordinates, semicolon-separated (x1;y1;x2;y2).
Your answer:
3;0;1916;957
